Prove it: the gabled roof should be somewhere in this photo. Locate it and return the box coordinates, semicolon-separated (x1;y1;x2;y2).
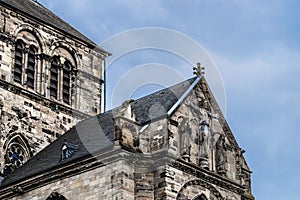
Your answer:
0;77;197;187
0;0;108;54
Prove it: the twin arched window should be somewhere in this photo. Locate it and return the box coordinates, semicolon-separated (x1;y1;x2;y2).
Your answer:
13;40;36;89
13;40;74;105
50;57;72;104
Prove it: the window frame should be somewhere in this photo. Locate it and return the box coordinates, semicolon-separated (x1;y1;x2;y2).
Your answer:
49;56;74;105
13;40;38;90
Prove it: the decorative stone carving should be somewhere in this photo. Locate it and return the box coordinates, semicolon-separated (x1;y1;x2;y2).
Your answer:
234;148;252;193
215;135;228;176
2;135;31;176
4;142;28;174
241;168;252;193
177;178;224;200
235;149;243;182
186;89;212;169
198;120;210;169
193;63;205;77
178;116;192;161
117;99;135;121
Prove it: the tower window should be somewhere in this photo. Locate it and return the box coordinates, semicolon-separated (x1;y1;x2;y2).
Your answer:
14;41;24;84
26;46;36;89
50;58;59;99
13;41;37;90
50;57;74;105
62;61;71;104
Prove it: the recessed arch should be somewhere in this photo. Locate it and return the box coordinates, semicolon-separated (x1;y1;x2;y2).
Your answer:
193;193;208;200
14;24;46;53
13;28;41;90
46;192;67;200
121;122;139;147
49;41;80;69
177;179;224;200
3;133;32;175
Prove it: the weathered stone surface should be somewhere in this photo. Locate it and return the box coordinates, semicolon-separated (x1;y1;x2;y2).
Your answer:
0;2;254;200
0;1;107;175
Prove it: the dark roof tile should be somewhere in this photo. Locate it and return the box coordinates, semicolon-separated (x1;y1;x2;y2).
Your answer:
1;77;196;186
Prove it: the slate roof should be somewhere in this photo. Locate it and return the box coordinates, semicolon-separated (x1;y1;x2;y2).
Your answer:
1;77;197;187
0;0;108;53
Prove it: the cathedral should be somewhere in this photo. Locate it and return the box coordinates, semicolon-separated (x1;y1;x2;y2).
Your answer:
0;0;254;199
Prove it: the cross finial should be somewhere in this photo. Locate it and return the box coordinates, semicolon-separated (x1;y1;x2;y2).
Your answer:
193;63;205;77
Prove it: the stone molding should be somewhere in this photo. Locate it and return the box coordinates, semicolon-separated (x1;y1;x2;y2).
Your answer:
0;147;113;199
172;159;246;196
0;79;89;119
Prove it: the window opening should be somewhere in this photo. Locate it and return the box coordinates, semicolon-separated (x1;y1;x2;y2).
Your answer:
50;58;59;99
26;46;36;89
14;41;24;84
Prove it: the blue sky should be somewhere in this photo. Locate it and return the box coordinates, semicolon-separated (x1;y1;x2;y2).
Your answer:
39;0;300;199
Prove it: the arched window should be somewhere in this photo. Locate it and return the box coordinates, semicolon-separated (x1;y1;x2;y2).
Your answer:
46;192;67;200
62;61;71;104
50;57;59;99
26;46;36;89
13;40;24;84
194;194;208;200
50;57;73;105
13;40;37;90
3;135;31;175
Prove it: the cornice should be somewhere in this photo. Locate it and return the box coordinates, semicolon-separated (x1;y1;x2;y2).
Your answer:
171;159;246;195
0;79;90;119
0;145;124;199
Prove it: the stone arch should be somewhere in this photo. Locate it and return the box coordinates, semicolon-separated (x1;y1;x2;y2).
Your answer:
14;24;46;53
49;41;80;69
193;193;208;200
48;43;79;104
46;192;67;200
2;133;32;175
177;179;224;200
13;26;45;91
121;122;139;148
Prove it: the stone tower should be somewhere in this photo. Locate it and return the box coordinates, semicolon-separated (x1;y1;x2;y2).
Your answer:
0;0;109;176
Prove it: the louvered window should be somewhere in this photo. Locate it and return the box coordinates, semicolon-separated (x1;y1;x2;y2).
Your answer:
14;41;23;83
63;61;71;104
50;58;59;99
26;46;36;89
49;57;74;105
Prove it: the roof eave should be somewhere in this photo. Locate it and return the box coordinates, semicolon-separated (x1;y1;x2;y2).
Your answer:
0;1;110;56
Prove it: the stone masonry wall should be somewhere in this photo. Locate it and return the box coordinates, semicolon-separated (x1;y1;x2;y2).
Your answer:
0;3;107;174
0;87;77;174
11;160;134;200
0;4;105;116
163;165;241;200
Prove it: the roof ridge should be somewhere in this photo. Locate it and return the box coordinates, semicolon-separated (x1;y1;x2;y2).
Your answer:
0;77;197;187
131;77;197;104
0;0;108;54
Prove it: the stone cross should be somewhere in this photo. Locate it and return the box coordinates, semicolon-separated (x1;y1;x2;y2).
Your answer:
193;63;205;77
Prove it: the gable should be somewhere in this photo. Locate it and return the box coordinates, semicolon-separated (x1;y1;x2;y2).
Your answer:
0;76;252;198
167;77;251;185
